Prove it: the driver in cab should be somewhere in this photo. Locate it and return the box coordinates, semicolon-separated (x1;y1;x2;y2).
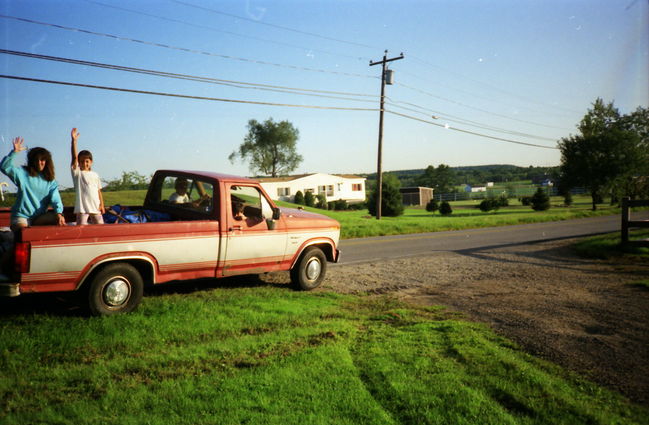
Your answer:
169;177;210;209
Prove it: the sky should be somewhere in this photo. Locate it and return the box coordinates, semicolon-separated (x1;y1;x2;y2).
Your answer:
1;0;648;189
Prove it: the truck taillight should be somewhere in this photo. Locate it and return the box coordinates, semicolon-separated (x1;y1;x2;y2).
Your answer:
14;242;30;273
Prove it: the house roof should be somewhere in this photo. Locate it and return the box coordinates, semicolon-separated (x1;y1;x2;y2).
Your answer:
256;173;365;183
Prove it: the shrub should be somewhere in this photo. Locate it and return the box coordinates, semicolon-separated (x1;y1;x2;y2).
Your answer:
478;199;498;212
531;188;550;211
425;199;439;213
367;173;404;217
496;195;509;207
316;193;328;209
293;191;304;205
439;201;453;215
564;192;573;206
304;191;315;207
520;196;532;206
348;202;366;210
331;199;348;210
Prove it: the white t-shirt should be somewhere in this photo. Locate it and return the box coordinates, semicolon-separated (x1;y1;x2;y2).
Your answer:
72;167;102;214
169;192;189;203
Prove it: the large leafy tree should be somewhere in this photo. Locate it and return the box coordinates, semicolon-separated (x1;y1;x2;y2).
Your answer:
416;164;457;194
558;99;648;210
229;118;303;177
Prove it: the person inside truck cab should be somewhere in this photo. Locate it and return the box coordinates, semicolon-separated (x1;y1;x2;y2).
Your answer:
168;178;190;204
168;177;211;211
0;137;65;232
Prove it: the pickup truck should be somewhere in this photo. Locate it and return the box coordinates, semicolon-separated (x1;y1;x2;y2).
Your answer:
0;170;340;315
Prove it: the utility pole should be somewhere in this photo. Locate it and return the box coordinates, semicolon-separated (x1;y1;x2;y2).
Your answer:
370;50;404;220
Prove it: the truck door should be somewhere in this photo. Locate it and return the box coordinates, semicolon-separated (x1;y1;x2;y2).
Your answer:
222;184;288;276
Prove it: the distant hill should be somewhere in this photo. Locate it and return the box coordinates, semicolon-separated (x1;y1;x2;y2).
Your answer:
361;164;560;188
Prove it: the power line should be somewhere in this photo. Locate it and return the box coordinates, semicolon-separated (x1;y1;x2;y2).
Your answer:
0;74;379;111
83;0;371;62
0;14;376;79
171;0;377;50
385;110;559;150
1;74;559;149
1;49;378;103
406;54;582;115
384;97;557;142
395;81;572;131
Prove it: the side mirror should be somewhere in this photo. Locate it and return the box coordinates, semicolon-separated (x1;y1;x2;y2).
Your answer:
272;207;281;220
266;218;276;230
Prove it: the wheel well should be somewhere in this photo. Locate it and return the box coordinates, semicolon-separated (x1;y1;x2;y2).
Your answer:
79;259;155;290
309;243;335;262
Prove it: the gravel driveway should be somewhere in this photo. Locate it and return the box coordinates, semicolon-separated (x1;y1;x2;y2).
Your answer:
277;237;649;404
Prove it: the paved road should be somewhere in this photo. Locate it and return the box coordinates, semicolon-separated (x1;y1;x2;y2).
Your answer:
336;214;628;265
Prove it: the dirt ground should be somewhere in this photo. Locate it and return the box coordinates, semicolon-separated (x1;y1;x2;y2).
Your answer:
270;238;649;405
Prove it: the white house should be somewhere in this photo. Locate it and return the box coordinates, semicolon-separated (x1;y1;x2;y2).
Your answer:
257;173;366;204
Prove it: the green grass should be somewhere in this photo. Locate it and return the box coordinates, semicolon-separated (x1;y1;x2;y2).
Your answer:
281;195;621;239
572;229;649;259
1;287;646;424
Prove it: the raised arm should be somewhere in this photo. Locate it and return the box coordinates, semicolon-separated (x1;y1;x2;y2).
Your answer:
70;128;79;168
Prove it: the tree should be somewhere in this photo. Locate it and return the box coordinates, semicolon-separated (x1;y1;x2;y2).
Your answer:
229;118;303;177
425;198;439;213
439;201;453;215
558;99;648;210
530;188;550;211
293;190;304;205
316;193;327;209
416;164;456;195
368;173;404;217
102;171;149;191
304;191;315;207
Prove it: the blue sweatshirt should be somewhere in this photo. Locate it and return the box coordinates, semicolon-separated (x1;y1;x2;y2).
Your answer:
0;151;64;219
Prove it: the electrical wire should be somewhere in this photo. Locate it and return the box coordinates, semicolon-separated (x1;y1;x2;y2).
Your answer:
0;73;559;149
0;14;376;79
3;49;560;144
406;54;582;115
1;49;378;103
385;110;559;150
0;74;379;111
83;0;372;62
171;0;377;50
395;81;572;131
384;97;558;141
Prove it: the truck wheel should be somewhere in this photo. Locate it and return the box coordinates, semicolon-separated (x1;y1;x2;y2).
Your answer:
291;247;327;290
87;263;143;316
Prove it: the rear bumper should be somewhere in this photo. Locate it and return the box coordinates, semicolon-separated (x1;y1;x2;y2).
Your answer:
0;282;20;297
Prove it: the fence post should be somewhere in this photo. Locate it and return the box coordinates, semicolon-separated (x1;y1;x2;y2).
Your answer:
621;197;630;245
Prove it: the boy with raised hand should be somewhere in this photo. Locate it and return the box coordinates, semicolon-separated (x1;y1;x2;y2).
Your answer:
71;128;105;225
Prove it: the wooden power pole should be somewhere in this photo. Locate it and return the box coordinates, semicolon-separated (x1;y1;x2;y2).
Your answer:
370;50;404;220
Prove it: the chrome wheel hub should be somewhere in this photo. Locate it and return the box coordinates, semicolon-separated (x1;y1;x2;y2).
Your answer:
305;258;322;281
104;278;130;306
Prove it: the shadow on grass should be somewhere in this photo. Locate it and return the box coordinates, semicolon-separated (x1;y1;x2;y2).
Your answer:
0;273;292;317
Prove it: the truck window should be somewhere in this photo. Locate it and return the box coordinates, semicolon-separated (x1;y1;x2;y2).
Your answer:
154;175;215;215
230;185;272;220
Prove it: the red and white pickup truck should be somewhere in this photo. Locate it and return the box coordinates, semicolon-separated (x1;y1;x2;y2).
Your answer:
0;170;340;315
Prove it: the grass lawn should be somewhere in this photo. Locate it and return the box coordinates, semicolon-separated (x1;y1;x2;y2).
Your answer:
282;195;622;239
1;287;647;425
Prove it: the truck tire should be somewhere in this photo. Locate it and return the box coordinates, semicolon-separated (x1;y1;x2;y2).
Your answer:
87;263;143;316
290;247;327;291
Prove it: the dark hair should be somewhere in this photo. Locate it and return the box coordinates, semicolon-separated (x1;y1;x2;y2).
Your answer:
78;150;93;162
26;147;55;181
